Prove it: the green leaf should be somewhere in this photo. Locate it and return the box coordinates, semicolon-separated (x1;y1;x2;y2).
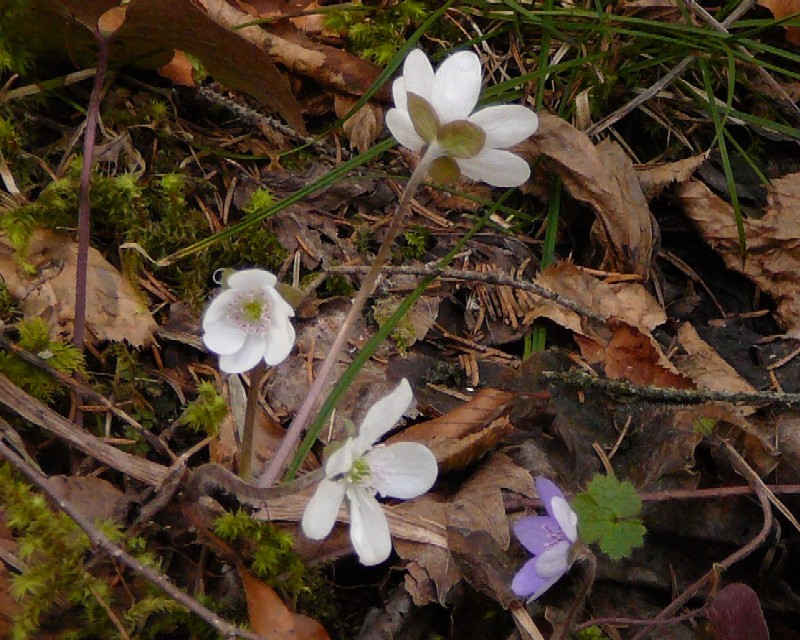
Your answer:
572;474;646;560
586;474;642;519
598;518;646;560
437;120;486;159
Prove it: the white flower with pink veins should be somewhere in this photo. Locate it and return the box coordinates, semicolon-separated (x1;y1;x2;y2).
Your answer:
202;269;295;374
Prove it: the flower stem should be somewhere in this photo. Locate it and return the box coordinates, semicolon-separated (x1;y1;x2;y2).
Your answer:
259;149;435;487
240;361;267;482
553;547;597;640
74;30;111;353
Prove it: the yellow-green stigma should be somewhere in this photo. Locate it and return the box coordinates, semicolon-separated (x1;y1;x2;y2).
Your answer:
243;299;265;323
347;457;371;483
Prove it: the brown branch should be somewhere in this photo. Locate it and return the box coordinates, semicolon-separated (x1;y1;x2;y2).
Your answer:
630;439;774;640
0;373;168;487
0;439;265;640
326;264;607;324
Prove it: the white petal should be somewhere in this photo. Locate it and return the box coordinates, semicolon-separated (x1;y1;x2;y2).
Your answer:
431;51;482;122
266;287;295;318
347;486;392;565
392;77;408;112
402;49;434;101
301;478;346;540
386;109;425;152
325;439;357;478
203;321;247;356
468;105;539;148
218;334;266;374
551;496;579;542
263;314;295;366
456;148;531;187
357;379;413;446
202;289;239;329
367;443;437;499
535;540;571;578
227;269;277;290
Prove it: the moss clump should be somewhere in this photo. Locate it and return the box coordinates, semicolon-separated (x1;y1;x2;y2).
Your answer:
213;509;310;603
372;296;418;356
178;380;227;437
396;225;433;261
1;161;288;308
325;0;430;65
0;318;85;403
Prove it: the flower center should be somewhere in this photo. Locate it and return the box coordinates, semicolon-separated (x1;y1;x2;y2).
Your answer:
227;290;271;333
542;521;568;550
346;457;371;484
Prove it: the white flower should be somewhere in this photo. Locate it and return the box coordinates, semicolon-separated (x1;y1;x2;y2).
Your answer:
301;379;438;566
202;269;295;374
385;49;539;188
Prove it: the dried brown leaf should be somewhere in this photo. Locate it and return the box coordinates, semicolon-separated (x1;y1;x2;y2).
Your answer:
157;50;196;87
523;262;666;333
758;0;800;43
56;0;305;132
577;320;694;389
636;153;708;200
389;388;515;473
673;323;758;398
47;476;132;523
334;94;384;153
706;583;770;640
517;114;656;276
679;174;800;335
240;565;330;639
0;229;157;346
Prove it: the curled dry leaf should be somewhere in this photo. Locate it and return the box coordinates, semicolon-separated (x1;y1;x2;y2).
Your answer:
679;174;800;336
517;114;656;277
157;50;196;87
0;229;156;346
57;0;305;132
636;152;708;200
388;387;515;473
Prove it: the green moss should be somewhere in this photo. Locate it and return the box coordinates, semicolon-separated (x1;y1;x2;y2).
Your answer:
178;380;227;437
322;272;354;298
213;509;311;603
0;318;85;403
396;225;433;261
325;1;430;65
372;296;417;356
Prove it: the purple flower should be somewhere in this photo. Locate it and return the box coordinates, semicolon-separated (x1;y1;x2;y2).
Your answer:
512;477;579;599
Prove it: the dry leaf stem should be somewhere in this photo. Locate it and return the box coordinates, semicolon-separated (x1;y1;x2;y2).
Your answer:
260;149;436;487
0;439;266;640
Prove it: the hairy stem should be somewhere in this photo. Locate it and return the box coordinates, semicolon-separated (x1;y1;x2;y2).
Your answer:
240;361;267;482
259;149;435;487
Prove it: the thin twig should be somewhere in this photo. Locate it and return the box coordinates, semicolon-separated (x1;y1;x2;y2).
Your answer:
553;549;597;640
259;149;436;486
542;368;800;406
0;439;266;640
326;264;608;323
631;438;773;640
574;608;703;632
